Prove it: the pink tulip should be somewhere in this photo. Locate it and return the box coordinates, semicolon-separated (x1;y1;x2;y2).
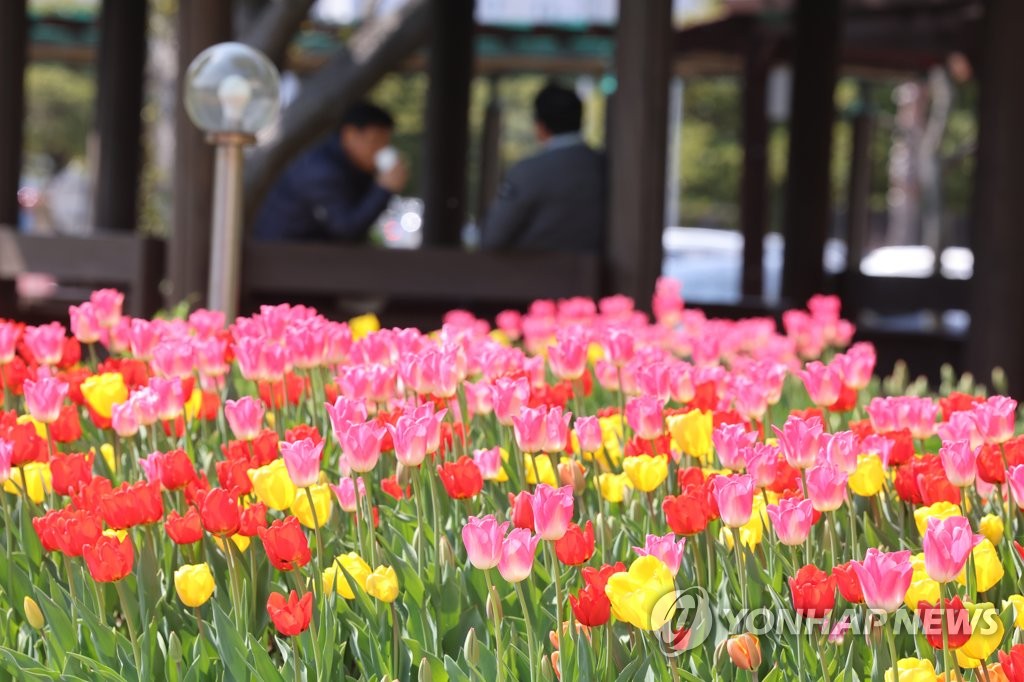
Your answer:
548;333;588;381
1007;465;1024;510
937;411;983;451
744;443;779;488
602;328;635;366
799;361;843;407
340;422;386;473
711;474;755;528
632;533;686;574
0;439;12;481
225;397;265;441
939;440;979;488
805;463;848;512
498;528;540;582
387;416;429;467
822;431;859;474
23;377;68;424
330;477;366;512
513;406;547;453
414;404;446;454
69;303;103;344
128;318;161;361
111;401;140;438
187;308;225;338
463;381;494;417
972;396;1017;445
130;388;160;426
23;322;65;366
530;484;574;541
151;340;195;380
280;437;325;488
667;362;696;404
765;497;814;546
462;515;510;570
542;406;572;453
904;397;940;440
491;376;531;426
850;549;913;613
712;423;756;470
635;362;672;404
149;377;185;421
422;347;460;399
832;343;875;390
732;376;769;420
626;396;665;441
574;416;603;454
472;447;504;481
194;337;229;379
89;288;124;328
923;516;983;583
772;416;824;470
0;322;19;363
495;310;522;340
325;396;369;444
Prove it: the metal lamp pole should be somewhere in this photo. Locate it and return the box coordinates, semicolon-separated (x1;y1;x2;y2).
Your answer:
206;131;255;321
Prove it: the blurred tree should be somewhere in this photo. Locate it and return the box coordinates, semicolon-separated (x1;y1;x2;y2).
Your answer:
23;63;94;172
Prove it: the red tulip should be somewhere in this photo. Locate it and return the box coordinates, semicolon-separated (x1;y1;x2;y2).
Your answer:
508;491;535;531
267;590;313;636
832;561;864;604
50;405;82;443
999;643;1024;681
198;487;240;537
238;502;268;537
70;475;113;513
215;458;254;496
437;456;483;499
165;507;203;545
788;564;835;619
581;562;626;592
555;520;595;566
83;534;134;582
99;481;164;529
569;583;610;626
918;596;971;650
664;489;711;535
50;451;94;496
258;517;311;572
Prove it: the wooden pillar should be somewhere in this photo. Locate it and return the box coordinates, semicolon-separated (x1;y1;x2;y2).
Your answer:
780;0;842;304
845;90;874;280
421;0;474;247
168;0;232;307
94;0;148;231
0;0;27;229
740;29;771;299
967;0;1024;392
476;76;502;225
607;0;672;308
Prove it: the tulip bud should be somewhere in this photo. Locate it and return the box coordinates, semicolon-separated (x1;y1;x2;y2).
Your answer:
439;536;456;573
417;658;433;682
168;631;183;664
540;654;554;680
725;633;761;670
463;628;480;665
23;597;44;630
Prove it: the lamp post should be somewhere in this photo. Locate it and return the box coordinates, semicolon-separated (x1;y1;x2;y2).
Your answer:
183;42;280;320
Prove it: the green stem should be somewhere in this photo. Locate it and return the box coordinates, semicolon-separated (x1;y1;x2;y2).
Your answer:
411;468;426;576
292;634;303;682
731;527;748;613
885;620;901;682
546;542;566;634
303;485;325;589
515;581;539;680
114;579;143;675
485;570;507;682
391;601;401;679
813;632;833;682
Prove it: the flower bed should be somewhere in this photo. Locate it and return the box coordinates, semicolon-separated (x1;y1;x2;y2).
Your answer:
1;281;1023;681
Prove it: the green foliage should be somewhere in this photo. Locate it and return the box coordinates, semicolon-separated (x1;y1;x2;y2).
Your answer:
23;63;95;169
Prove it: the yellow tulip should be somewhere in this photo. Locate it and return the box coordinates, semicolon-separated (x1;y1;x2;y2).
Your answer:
848;454;885;497
324;553;372;599
958;601;1005;665
956;539;1004;593
174;563;215;608
488;330;511;347
365;565;399;603
184;388;203;421
4;462;52;504
980;514;1004;545
884;658;937;682
597;472;632;503
80;372;128;419
349;313;380;341
99;444;116;472
248;459;296;511
718;506;764;551
913;501;962;536
622;454;669;492
23;597;45;630
666;410;714;462
524;453;558;487
605;556;676;631
1003;595;1024;629
103;528;128;541
291;483;333;529
16;414;46;439
904;553;940;610
212;534;250;553
586;342;604;365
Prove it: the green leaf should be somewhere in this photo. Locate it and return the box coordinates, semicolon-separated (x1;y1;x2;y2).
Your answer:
211;600;249;682
245;634;285;682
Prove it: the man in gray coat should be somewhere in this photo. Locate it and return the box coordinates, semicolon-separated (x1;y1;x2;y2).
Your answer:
481;84;606;252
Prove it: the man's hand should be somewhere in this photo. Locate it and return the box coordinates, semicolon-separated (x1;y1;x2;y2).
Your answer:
376;160;409;193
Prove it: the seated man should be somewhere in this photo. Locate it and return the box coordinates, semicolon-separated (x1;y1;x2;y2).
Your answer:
253;102;408;241
481;83;606;251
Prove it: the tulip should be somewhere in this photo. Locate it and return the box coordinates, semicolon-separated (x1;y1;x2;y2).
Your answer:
542;406;572;453
4;462;53;504
904;552;941;610
574;416;603;454
174;563;215;607
1009;465;1024;509
365;565;399;603
805;462;848;512
632;533;686;574
267;591;313;636
666;409;714;461
0;440;12;483
323;553;372;599
799;361;843;407
165;507;203;545
832;561;864;604
89;288;123;327
530;484;574;541
330;476;366;513
957;601;1005;666
570;583;612;626
622;454;669;492
279;437;324;488
259;517;311;572
598;472;632;503
725;633;762;671
940;440;979;488
972;397;1017;445
923;516;983;583
789;564;836;619
626;396;665;441
850;548;913;613
823;431;860;474
340;421;386;473
438;456;484;499
325;396;368;443
198;487;241;537
555;520;595;566
462;515;510;570
913;501;962;536
81;373;129;420
290;483;333;529
956;539;1005;592
663;490;711;536
50;451;94;496
23;377;68;424
508;490;535;530
917;595;971;650
23;322;65;366
23;596;45;630
498;528;540;583
248;459;297;511
883;658;937;682
473;446;508;482
980;514;1004;545
711;474;755;528
604;555;676;630
848;454;885;497
83;534;134;583
766;497;814;546
387;416;429;467
224;397;265;441
491;376;530;426
712;423;756;470
548;335;588;381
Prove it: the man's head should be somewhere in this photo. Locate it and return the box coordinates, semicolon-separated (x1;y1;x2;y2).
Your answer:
339;102;395;173
534;83;582;142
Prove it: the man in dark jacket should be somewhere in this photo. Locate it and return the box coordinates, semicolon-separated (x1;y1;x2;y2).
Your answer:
253;103;408;241
481;84;606;252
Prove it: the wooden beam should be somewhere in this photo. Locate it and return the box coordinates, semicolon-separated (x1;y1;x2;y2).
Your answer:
94;0;148;231
844;91;875;294
420;0;475;246
966;0;1024;393
475;76;503;223
781;0;842;304
740;30;772;298
0;0;27;229
168;0;232;308
606;0;672;308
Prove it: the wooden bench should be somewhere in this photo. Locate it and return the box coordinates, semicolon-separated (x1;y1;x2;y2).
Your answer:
0;226;165;319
